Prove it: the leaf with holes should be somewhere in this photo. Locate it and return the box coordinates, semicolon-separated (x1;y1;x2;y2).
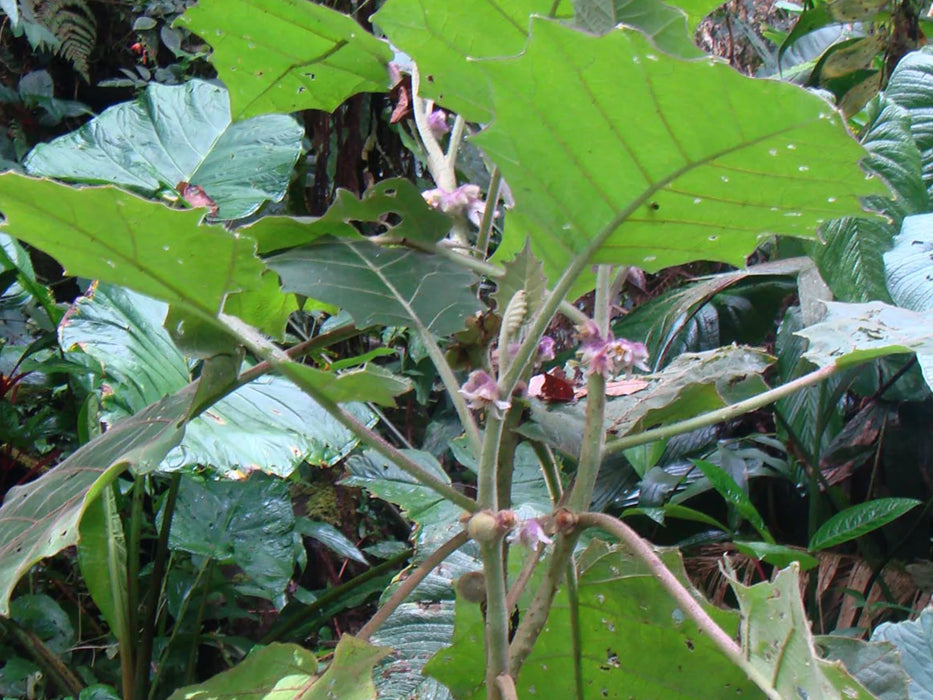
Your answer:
0;387;191;616
268;237;482;337
477;20;883;294
176;0;392;119
0;176;265;316
24;80;303;220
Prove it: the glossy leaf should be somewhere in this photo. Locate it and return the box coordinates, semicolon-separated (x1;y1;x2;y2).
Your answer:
733;541;820;571
885;47;933;192
871;607;933;699
295;518;367;565
808;497;921;551
817;636;911;700
177;0;392;119
885;213;933;312
478;20;883;293
797;300;933;389
427;542;759;698
693;459;774;543
168;473;297;598
728;564;874;699
23;80;303;220
0;387;191;616
268;237;482;337
0;176;265;316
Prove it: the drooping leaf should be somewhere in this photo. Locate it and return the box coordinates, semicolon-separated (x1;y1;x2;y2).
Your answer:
733;541;820;571
23;80;303;220
167;473;296;598
60;284;376;476
268;237;482;337
692;459;774;542
427;542;760;698
477;20;883;293
885;213;933;312
295;518;368;565
176;0;393;119
571;0;704;58
797;300;933;389
0;387;191;616
808;497;921;551
871;607;933;699
278;362;412;409
727;563;874;698
816;636;911;700
0;176;265;316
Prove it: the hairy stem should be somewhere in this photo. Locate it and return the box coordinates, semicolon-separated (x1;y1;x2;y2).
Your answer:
603;364;840;455
481;539;511;700
575;512;781;700
357;533;467;642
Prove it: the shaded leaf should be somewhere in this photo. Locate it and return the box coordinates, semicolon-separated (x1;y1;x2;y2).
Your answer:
9;594;74;655
808;497;921;551
295;518;368;565
492;240;547;318
0;388;191;615
77;487;128;644
177;0;392;119
0;176;265;316
693;459;774;542
871;607;933;699
23;80;303;220
572;0;705;58
817;636;911;700
478;20;883;293
268;237;482;337
733;541;820;571
885;213;933;312
885;47;933;193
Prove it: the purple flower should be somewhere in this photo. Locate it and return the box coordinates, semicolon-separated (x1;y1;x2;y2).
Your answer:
422;184;491;227
576;322;650;378
427;109;449;138
611;338;651;373
459;370;510;412
537;335;556;362
512;518;554;551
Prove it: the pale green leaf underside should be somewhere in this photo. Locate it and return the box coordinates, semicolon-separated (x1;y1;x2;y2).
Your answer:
268;237;482;337
178;0;392;119
797;300;933;390
871;608;933;698
0;388;191;616
0;176;265;316
481;20;884;289
884;213;933;312
24;80;303;220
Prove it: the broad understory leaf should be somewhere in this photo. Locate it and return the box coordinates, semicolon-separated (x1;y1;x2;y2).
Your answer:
816;636;911;700
167;473;296;599
0;387;192;616
885;47;933;194
268;237;482;337
167;637;389;700
871;607;933;699
571;0;704;58
427;542;760;698
797;300;933;390
60;284;374;476
884;213;933;312
23;80;303;220
727;564;874;698
248;179;453;255
177;0;393;119
491;240;547;318
808;497;922;551
475;20;884;293
525;346;773;458
0;176;265;316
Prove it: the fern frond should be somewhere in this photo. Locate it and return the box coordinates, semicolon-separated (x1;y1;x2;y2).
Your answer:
22;0;97;81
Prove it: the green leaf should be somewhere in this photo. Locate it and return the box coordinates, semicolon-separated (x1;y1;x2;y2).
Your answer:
61;284;375;475
885;47;933;193
733;541;819;571
295;518;367;565
77;487;129;645
727;563;875;699
0;388;190;616
176;0;392;119
491;239;547;318
427;542;760;698
885;213;933;312
168;473;296;598
797;300;933;389
0;176;265;316
693;459;774;543
279;362;412;408
816;636;911;700
477;20;884;292
571;0;705;58
813;216;894;303
268;237;482;337
10;594;74;655
23;80;303;220
621;503;728;531
808;497;921;551
871;607;933;698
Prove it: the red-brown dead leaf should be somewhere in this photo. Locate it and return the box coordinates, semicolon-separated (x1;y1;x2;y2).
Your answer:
177;181;219;215
528;368;576;402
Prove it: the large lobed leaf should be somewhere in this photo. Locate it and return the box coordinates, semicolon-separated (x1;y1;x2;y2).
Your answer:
0;387;192;616
0;176;264;316
23;80;303;220
479;20;884;291
177;0;392;119
871;607;933;699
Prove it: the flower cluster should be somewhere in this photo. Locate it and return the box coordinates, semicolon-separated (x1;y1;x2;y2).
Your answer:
577;320;650;378
459;370;511;412
422;183;488;226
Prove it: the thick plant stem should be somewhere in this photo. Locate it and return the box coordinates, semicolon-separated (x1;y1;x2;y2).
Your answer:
477;411;505;511
411;67;454;191
575;512;782;700
481;539;511;700
495;674;519;700
603;364;840;455
357;532;467;642
1;618;83;695
446;114;467;170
